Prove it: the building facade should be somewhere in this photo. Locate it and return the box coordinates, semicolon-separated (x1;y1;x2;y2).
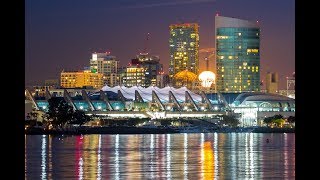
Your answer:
266;72;279;94
27;86;294;127
286;72;295;99
122;65;146;87
60;70;103;89
169;23;199;87
136;53;163;86
44;79;59;88
215;16;260;92
123;53;163;87
90;52;120;87
156;73;169;88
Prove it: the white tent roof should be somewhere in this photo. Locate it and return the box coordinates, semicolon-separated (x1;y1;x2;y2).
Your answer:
101;85;202;103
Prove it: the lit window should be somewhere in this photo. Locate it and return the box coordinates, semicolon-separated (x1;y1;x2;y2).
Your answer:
228;56;233;59
217;36;229;39
220;56;224;59
239;66;242;69
238;33;242;36
238;46;241;49
247;49;259;53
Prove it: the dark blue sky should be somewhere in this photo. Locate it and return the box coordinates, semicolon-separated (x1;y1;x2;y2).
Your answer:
25;0;295;89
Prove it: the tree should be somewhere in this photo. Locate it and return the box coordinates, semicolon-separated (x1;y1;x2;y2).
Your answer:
69;110;92;126
273;114;283;120
29;111;38;121
221;115;240;128
263;117;273;127
46;97;74;128
272;118;285;128
264;114;286;127
287;116;295;124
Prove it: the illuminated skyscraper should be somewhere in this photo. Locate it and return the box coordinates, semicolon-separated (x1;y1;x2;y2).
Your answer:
169;23;199;87
215;16;260;92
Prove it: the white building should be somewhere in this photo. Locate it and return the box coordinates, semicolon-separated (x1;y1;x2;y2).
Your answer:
231;92;295;126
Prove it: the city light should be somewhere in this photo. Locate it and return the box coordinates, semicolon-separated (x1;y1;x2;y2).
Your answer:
199;71;215;88
25;1;295;179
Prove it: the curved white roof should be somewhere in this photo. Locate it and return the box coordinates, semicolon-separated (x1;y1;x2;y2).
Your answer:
238;93;295;106
244;94;293;102
101;85;202;103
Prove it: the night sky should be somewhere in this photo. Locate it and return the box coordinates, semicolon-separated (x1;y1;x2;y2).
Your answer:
25;0;295;89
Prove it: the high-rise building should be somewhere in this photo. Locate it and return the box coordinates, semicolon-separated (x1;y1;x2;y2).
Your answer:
136;53;163;86
169;23;199;87
156;73;169;88
123;53;163;87
266;72;279;94
90;52;120;87
215;16;260;92
60;70;103;89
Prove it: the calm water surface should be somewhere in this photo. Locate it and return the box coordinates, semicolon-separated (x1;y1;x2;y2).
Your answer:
25;133;295;179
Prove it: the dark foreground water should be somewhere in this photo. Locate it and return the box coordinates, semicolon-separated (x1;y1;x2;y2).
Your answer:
25;133;295;179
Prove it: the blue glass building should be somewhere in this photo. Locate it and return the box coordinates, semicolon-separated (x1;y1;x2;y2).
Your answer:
215;16;260;92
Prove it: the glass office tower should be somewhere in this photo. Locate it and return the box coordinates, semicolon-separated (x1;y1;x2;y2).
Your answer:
215;16;260;92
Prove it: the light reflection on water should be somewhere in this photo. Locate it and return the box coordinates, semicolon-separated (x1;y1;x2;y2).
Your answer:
25;133;295;179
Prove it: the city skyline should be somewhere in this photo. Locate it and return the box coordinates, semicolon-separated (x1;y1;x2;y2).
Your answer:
25;0;295;89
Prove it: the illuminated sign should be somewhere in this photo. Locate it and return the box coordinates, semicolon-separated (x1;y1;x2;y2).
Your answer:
92;54;98;60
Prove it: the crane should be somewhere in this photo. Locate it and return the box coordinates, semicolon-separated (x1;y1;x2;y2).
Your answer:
199;48;215;70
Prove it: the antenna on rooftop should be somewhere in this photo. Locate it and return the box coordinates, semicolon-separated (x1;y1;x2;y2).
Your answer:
143;32;150;54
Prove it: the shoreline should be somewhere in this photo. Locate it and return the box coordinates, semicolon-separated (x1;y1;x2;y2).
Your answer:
25;126;295;135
